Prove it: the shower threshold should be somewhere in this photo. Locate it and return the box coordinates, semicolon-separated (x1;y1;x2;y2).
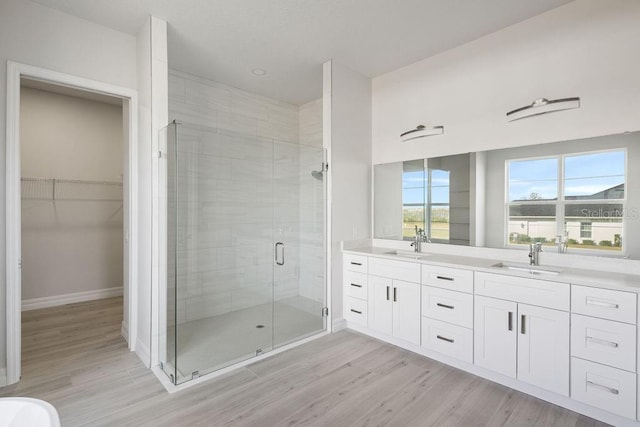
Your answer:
152;329;330;393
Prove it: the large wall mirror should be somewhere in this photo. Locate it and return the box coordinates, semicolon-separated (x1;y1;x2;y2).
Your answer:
373;131;640;259
374;153;473;245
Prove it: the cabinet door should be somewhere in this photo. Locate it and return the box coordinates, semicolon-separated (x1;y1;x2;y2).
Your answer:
368;275;393;336
474;296;517;378
392;280;421;345
517;304;569;396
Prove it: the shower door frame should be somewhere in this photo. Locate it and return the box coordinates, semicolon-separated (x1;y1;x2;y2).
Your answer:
157;123;333;388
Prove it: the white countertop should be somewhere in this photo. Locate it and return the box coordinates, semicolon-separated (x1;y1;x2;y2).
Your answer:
344;246;640;293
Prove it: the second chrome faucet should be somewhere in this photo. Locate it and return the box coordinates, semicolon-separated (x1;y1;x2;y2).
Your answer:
410;226;428;253
529;242;543;265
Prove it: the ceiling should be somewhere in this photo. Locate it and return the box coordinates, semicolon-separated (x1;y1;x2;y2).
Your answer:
31;0;574;105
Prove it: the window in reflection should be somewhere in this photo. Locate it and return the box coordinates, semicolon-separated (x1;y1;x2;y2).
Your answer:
507;150;625;252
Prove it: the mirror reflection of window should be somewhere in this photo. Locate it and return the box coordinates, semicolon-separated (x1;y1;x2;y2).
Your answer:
506;150;625;252
427;168;450;242
402;160;425;239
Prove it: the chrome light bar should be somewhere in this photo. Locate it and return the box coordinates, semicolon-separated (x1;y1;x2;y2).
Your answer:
507;97;580;122
400;125;444;142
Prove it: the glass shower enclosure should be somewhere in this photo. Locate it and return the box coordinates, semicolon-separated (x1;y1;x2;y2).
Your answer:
160;122;327;385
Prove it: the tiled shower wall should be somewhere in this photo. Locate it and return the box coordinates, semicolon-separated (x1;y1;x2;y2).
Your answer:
168;70;323;323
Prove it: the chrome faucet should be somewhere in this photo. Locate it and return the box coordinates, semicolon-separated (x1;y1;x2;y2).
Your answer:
529;242;543;265
410;226;428;253
555;234;568;253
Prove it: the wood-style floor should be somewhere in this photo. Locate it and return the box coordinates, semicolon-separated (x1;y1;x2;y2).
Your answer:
0;297;608;426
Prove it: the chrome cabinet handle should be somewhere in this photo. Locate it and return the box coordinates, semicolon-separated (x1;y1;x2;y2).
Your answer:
350;283;362;288
587;380;619;395
508;312;513;331
275;242;284;266
350;309;362;314
586;336;619;348
586;297;619;309
436;303;454;310
351;262;362;266
386;286;390;301
436;275;454;281
521;314;526;334
393;287;397;302
436;335;454;343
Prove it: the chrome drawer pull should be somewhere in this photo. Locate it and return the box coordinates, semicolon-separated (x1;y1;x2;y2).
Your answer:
436;275;454;281
586;336;619;348
350;262;362;266
508;311;513;331
587;380;619;395
586;297;619;309
350;283;362;288
350;309;362;314
436;335;454;343
436;303;455;310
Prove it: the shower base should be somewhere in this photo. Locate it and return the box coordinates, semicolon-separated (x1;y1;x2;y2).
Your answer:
168;296;324;383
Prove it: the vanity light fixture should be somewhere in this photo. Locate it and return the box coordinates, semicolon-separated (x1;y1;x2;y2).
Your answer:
506;97;580;122
400;125;444;142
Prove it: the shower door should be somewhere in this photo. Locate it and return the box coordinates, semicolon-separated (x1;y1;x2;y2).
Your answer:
272;141;327;349
162;122;327;385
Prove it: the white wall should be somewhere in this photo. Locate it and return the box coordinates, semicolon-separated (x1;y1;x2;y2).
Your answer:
137;16;168;367
373;162;403;239
20;87;123;301
371;0;640;164
0;0;137;373
328;61;372;322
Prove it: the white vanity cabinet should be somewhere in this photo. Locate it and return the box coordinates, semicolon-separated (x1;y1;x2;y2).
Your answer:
368;269;421;345
368;258;420;345
569;285;638;419
343;254;369;326
421;265;474;363
474;273;570;396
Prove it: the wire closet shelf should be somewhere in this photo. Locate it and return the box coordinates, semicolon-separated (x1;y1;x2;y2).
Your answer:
21;177;123;202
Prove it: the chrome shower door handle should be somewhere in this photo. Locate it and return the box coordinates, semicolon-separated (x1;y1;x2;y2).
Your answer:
275;242;285;266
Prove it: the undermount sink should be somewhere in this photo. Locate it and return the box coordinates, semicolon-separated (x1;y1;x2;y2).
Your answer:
384;250;430;260
492;262;563;276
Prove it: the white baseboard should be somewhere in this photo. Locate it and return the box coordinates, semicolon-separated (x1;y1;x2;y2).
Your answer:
0;367;7;387
121;321;129;344
136;338;151;368
22;287;124;311
332;318;347;332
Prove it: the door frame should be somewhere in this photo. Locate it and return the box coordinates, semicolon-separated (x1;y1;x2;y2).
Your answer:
5;61;139;385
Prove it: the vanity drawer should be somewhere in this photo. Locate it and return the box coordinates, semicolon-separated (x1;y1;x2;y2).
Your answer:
368;257;421;283
344;254;367;274
572;285;637;325
422;286;473;328
421;317;473;363
422;264;474;294
571;314;636;372
345;297;368;326
571;357;636;420
475;272;569;311
345;271;368;300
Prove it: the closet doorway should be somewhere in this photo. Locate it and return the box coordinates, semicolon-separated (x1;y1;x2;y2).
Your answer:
5;62;139;385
